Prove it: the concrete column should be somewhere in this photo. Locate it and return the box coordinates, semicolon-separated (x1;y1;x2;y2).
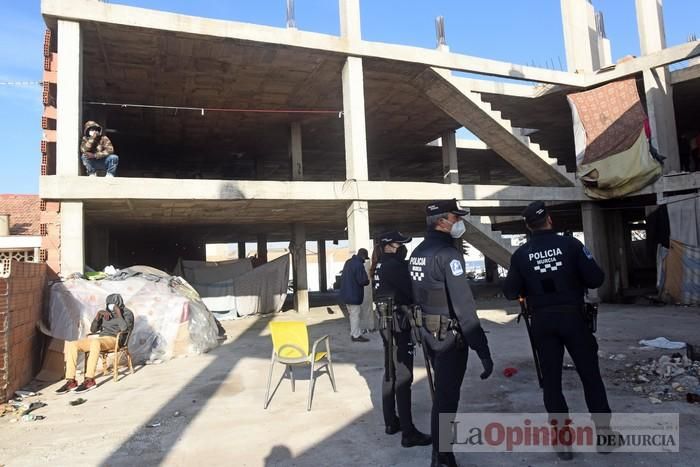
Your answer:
339;0;361;42
237;242;246;260
290;122;303;181
636;0;680;173
318;240;328;292
56;20;82;176
441;130;459;184
60;201;84;275
346;201;371;256
292;224;309;312
484;256;499;283
561;0;596;72
342;56;368;181
256;234;268;263
581;202;611;301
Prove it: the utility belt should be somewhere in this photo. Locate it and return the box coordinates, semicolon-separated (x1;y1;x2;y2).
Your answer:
410;305;463;343
525;302;598;333
375;298;411;333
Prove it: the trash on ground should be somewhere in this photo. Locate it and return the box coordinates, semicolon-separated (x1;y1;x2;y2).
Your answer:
147;421;162;428
14;390;38;399
173;411;181;417
617;353;700;402
563;363;576;370
23;402;47;415
503;367;518;378
21;414;46;422
69;398;87;406
639;337;686;350
687;393;700;403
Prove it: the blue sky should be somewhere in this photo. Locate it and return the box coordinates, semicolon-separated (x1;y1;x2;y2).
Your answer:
0;0;697;194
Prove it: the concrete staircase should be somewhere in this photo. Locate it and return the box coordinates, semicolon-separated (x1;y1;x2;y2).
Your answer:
413;67;575;187
462;215;515;268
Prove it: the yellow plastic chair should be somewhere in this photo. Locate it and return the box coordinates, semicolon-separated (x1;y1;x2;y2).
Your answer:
264;321;337;411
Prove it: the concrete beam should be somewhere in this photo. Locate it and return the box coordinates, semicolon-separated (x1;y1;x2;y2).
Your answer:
56;20;82;176
41;0;585;86
588;40;700;86
413;68;574;187
449;76;538;98
441;130;459;184
671;63;700;84
636;0;680;173
60;201;84;275
292;223;309;313
342;57;368;181
40;176;591;202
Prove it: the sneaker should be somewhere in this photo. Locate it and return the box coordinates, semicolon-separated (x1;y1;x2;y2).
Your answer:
105;173;115;178
55;379;78;394
402;429;432;447
351;335;370;343
74;378;96;393
88;173;97;177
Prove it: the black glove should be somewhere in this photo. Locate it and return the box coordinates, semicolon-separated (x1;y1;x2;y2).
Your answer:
480;356;494;380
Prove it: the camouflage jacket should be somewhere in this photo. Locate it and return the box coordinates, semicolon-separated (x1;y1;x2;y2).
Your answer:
80;120;114;159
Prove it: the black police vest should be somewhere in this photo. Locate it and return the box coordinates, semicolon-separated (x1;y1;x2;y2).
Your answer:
516;232;587;311
409;235;453;316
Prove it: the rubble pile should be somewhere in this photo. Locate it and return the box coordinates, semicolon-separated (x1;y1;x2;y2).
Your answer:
622;353;700;403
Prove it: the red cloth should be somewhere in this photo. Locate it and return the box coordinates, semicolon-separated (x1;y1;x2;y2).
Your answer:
503;367;518;378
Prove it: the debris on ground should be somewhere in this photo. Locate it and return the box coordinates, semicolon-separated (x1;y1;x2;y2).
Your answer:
21;414;45;422
147;421;162;428
69;398;87;406
639;337;686;350
615;352;700;402
14;390;39;399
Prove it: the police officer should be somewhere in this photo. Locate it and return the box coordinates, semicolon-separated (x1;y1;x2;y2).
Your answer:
373;231;432;448
503;201;612;460
409;200;493;467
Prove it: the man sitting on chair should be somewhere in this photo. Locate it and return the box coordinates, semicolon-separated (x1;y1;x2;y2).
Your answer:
56;293;134;394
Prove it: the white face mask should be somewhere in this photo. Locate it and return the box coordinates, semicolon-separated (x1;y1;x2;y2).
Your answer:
447;219;466;238
107;303;115;312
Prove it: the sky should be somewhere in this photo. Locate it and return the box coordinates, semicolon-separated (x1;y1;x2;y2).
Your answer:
0;0;698;194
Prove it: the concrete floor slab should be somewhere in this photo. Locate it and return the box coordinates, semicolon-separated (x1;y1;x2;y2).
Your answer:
1;300;699;466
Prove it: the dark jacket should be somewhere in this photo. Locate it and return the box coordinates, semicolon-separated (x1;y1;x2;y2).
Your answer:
340;255;370;305
503;230;605;311
409;230;490;359
90;293;135;345
373;252;413;306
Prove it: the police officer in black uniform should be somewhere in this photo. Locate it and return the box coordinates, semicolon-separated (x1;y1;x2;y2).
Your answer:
373;231;432;448
503;201;612;460
409;200;494;467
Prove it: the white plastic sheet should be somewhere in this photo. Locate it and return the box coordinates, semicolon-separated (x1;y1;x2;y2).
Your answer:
48;271;220;362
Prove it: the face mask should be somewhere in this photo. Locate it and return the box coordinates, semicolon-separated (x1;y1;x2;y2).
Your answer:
447;219;466;239
107;303;115;312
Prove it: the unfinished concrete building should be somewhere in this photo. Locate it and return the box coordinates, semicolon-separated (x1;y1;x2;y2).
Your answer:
38;0;700;308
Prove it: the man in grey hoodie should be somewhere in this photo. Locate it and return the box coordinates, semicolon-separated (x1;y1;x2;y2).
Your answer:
56;293;135;394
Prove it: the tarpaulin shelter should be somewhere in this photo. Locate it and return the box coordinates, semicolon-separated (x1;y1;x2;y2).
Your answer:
567;78;662;199
175;255;290;320
46;266;220;364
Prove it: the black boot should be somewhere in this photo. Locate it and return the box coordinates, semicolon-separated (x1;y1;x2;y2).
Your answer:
401;429;432;447
385;420;401;435
554;444;574;461
430;450;458;467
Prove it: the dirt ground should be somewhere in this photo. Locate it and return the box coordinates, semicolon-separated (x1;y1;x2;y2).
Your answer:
1;299;699;467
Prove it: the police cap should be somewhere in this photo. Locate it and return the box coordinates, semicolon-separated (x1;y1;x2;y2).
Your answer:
522;200;548;225
425;199;468;216
379;230;412;247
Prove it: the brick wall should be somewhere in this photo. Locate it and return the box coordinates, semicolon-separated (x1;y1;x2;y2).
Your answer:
0;261;47;402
